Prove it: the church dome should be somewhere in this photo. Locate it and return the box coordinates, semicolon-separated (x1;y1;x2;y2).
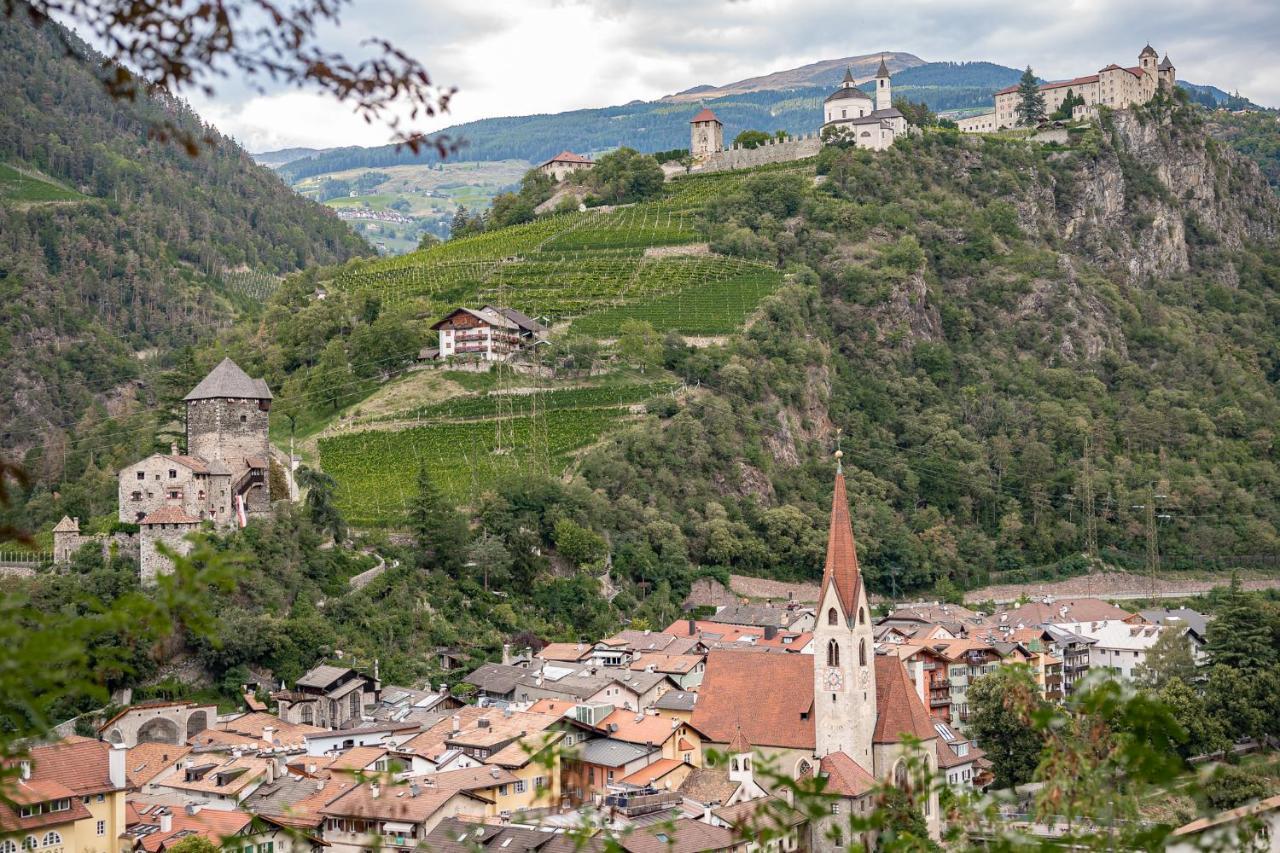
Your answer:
825;85;871;103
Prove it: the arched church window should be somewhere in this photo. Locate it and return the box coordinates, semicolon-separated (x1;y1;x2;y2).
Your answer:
827;639;840;667
743;758;750;770
796;759;812;778
731;758;739;771
893;760;909;790
859;608;866;625
859;639;867;667
827;608;838;626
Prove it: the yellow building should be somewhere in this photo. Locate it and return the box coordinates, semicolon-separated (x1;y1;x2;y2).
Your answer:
1;738;128;853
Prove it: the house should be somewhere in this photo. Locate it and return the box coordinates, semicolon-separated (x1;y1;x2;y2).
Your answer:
652;690;698;722
1168;793;1280;852
628;653;706;689
423;818;605;853
0;738;128;853
274;665;381;730
122;743;191;793
617;819;743;853
594;709;705;766
148;754;273;810
1071;620;1202;680
319;776;495;853
887;644;955;723
123;803;256;853
931;719;984;789
1041;625;1096;696
429;306;547;363
820;61;908;151
536;151;594;181
704;796;807;853
304;723;421;757
365;684;462;725
987;598;1138;629
1140;607;1211;637
706;604;815;633
563;739;659;804
98;701;218;748
193;712;322;754
536;643;596;664
461;663;530;702
810;751;876;850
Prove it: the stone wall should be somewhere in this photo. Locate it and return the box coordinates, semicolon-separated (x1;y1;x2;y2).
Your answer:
53;529;138;565
691;133;823;175
187;397;270;462
140;522;197;585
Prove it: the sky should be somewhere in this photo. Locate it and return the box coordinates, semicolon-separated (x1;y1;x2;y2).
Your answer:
185;0;1280;153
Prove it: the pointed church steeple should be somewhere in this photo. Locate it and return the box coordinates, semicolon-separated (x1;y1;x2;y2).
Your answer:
820;448;863;618
875;56;890;78
841;66;856;86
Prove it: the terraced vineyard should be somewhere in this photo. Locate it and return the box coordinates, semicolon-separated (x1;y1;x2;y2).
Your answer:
384;381;677;422
324;167;811;333
320;408;627;524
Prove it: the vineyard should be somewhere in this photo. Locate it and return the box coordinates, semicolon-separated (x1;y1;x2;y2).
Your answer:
320;408;628;524
380;380;677;423
321;167;813;335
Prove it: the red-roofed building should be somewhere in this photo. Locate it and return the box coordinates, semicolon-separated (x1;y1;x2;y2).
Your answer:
690;107;724;161
0;739;128;853
536;151;594;181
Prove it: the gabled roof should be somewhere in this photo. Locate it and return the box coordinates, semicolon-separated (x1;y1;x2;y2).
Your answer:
620;757;687;787
430;306;520;332
690;108;721;124
52;515;79;533
139;506;200;525
296;664;357;690
654;690;697;712
485;305;548;334
124;743;191;789
539;150;593;167
872;656;937;744
692;650;814;749
184;357;272;401
618;818;737;853
819;751;875;798
819;464;863;618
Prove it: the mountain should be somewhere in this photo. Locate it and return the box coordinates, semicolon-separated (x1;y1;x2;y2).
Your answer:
661;51;925;101
273;61;1026;183
251;147;322;168
0;14;370;467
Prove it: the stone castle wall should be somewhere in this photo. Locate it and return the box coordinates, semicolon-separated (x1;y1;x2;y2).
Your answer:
140;523;197;585
187;397;270;462
691;133;823;175
53;530;139;565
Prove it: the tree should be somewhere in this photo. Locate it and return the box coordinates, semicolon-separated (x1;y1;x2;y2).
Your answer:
1204;664;1268;742
408;466;468;575
966;665;1045;788
585;148;663;204
1157;677;1230;760
310;339;352;411
1206;577;1275;670
874;785;939;850
553;518;607;568
1050;88;1085;121
1203;765;1269;811
1016;66;1047;126
616;320;661;373
295;466;345;543
893;98;937;127
13;0;453;153
733;129;772;150
467;532;511;592
164;837;219;853
1133;626;1199;689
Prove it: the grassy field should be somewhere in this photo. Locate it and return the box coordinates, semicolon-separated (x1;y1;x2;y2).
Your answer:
0;163;85;203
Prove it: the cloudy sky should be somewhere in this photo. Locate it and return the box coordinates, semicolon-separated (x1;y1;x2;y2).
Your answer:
187;0;1280;152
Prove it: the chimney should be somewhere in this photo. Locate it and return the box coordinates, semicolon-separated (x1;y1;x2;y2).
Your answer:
370;782;380;799
19;760;31;781
687;619;696;637
262;725;276;745
109;743;127;789
265;761;276;784
451;714;461;735
170;442;178;456
502;644;512;666
438;684;448;695
763;626;777;641
158;810;172;833
184;804;201;816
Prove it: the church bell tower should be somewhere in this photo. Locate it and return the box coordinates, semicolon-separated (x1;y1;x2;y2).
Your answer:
813;449;878;773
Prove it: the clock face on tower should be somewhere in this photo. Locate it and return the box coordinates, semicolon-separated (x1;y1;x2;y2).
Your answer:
824;667;844;692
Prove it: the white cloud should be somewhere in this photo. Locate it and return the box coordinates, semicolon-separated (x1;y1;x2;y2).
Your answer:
188;0;1280;151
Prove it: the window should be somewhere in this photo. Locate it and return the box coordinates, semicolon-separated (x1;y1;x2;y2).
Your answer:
261;844;273;853
514;780;526;794
22;838;36;851
830;802;840;815
1;841;15;853
49;800;69;812
300;705;314;724
731;758;739;771
858;608;866;625
18;805;41;819
827;608;837;626
137;471;145;480
169;469;177;479
41;832;62;847
683;753;692;763
859;639;867;667
131;491;142;501
96;821;105;837
497;784;508;796
534;776;545;790
240;415;247;423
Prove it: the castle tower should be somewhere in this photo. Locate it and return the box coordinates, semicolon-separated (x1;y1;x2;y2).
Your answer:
874;56;892;113
689;107;724;161
1158;54;1176;91
184;357;272;462
813;451;878;772
1139;43;1158;78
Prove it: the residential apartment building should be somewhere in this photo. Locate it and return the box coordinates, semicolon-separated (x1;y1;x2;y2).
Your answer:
0;739;128;853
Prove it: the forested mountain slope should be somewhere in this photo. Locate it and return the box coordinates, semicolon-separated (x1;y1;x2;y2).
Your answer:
0;14;369;465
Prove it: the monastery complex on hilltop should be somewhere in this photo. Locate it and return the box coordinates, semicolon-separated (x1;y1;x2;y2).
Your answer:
958;44;1177;133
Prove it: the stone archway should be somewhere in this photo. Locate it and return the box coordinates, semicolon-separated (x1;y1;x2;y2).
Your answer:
185;710;209;741
137;717;180;744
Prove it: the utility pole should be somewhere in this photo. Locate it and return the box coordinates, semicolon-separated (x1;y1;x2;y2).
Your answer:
1082;433;1098;560
1133;485;1171;600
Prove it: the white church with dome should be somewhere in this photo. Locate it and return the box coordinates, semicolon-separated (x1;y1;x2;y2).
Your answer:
820;58;909;150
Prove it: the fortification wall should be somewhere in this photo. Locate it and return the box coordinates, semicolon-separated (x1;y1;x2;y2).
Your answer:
691;133;823;175
140;524;196;585
53;530;138;565
187;397;270;462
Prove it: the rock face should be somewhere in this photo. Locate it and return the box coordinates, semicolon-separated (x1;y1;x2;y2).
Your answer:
1048;109;1279;284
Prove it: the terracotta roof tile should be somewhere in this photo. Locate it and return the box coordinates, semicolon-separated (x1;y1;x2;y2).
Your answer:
126;802;253;853
692;650;814;749
125;743;191;789
819;751;875;798
690;108;721;124
872;656;937;744
820;469;863;617
619;758;687;787
140;506;201;525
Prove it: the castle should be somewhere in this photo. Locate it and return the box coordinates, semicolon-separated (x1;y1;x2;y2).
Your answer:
683;57;910;174
958;44;1177;132
53;357;277;582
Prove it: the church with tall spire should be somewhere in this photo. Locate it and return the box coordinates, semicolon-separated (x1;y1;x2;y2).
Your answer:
693;452;942;846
